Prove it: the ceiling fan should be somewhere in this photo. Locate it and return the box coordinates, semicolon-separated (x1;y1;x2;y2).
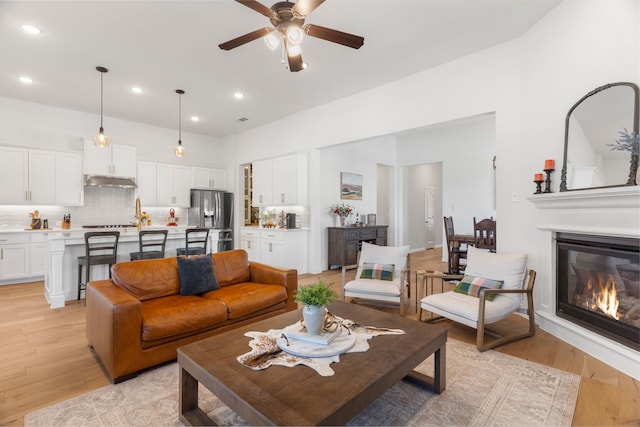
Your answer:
219;0;364;72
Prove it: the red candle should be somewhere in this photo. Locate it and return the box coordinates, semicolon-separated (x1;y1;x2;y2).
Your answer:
544;159;555;170
534;173;543;181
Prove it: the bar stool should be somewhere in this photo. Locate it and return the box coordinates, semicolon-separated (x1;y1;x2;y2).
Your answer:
77;231;120;300
130;230;168;260
176;228;210;256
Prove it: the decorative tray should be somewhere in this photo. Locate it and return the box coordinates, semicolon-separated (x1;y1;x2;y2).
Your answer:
276;327;356;358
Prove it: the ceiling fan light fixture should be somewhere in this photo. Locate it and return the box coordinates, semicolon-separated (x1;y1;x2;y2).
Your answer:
173;89;187;158
286;43;302;57
286;24;304;44
92;66;111;148
264;32;280;50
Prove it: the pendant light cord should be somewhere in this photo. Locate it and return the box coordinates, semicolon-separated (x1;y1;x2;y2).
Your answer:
100;70;104;128
178;91;182;144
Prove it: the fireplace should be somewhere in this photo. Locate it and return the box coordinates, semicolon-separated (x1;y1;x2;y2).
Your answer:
556;232;640;351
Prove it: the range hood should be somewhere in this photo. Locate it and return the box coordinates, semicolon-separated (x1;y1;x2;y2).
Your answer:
84;175;137;189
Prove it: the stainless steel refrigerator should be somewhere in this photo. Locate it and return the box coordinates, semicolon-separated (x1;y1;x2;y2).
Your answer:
187;189;234;252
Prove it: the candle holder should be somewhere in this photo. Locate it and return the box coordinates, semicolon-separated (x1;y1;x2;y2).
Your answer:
533;179;544;194
543;168;554;193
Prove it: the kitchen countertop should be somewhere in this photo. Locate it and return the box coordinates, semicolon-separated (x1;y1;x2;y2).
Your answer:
241;226;310;232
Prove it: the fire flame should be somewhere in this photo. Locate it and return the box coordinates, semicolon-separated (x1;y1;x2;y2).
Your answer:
586;275;620;320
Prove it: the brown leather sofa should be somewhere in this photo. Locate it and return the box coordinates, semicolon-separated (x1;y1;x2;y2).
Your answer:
86;249;297;382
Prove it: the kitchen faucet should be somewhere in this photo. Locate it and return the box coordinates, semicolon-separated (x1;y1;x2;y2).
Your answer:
135;197;142;232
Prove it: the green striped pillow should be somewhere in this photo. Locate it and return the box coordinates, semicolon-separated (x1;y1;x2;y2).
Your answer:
360;263;394;281
453;275;503;301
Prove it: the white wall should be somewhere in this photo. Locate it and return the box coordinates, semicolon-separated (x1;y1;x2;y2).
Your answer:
397;114;497;250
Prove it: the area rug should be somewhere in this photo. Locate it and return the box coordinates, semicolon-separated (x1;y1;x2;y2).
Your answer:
24;339;580;427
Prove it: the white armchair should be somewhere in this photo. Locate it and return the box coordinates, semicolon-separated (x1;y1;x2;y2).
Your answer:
420;246;536;351
342;242;410;315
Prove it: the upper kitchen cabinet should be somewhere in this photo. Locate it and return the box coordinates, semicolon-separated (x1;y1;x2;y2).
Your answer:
55;152;84;206
84;139;136;178
191;166;227;190
156;163;190;207
137;161;157;206
0;147;55;205
252;154;307;207
252;160;272;206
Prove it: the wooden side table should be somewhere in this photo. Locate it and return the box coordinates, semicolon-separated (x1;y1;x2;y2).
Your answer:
415;270;463;320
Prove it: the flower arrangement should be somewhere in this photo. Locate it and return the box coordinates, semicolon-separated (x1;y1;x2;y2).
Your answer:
607;128;639;156
331;203;353;218
295;280;338;306
139;211;150;222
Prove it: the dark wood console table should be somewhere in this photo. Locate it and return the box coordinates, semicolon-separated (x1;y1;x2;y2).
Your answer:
328;225;388;269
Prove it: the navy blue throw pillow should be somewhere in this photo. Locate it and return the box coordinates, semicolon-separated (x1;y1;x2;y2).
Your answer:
177;255;219;296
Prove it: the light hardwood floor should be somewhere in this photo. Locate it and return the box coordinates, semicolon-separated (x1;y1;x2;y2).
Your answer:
1;248;638;426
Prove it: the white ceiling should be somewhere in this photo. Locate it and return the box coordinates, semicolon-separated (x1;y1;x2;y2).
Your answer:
0;0;560;139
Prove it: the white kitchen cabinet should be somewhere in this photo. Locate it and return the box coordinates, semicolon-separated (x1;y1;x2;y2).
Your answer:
251;160;272;206
260;230;286;268
55;152;84;206
156;163;190;207
84;140;136;178
0;147;55;205
240;228;262;262
262;229;308;273
191;166;227;190
136;161;157;206
251;154;307;207
29;233;47;277
0;234;29;281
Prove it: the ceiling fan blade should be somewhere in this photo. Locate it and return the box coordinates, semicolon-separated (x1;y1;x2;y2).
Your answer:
219;28;274;50
284;39;304;72
235;0;272;17
292;0;325;17
304;24;364;49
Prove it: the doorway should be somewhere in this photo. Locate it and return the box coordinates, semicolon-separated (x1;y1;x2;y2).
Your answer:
425;186;435;249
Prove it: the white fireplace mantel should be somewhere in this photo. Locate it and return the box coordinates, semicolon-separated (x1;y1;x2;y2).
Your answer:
528;185;640;380
527;185;640;210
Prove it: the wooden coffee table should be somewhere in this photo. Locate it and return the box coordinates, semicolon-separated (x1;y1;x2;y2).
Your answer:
178;301;447;426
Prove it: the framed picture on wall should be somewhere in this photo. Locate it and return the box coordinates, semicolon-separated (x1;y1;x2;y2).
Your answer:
341;172;362;200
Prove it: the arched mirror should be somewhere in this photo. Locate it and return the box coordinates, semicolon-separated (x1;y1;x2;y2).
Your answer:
560;82;639;191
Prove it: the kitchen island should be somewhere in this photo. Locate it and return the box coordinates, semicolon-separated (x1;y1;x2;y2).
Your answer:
44;226;213;308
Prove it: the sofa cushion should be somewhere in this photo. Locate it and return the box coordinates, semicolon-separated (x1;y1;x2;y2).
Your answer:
465;246;528;302
140;295;228;342
453;275;504;301
360;262;395;281
177;255;220;296
203;282;287;319
212;249;251;287
112;258;180;301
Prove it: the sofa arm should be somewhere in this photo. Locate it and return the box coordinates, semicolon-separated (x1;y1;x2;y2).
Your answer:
249;262;298;311
86;279;142;381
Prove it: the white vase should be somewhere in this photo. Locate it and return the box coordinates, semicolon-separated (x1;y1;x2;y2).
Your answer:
302;304;325;335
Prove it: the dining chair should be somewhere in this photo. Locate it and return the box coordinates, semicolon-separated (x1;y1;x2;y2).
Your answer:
444;216;468;273
77;231;120;300
129;229;168;261
473;217;496;252
176;228;210;256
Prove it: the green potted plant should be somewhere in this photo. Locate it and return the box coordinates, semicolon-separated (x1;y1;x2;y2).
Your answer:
295;280;339;335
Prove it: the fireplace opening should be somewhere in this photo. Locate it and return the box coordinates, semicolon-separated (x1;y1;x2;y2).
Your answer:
556;232;640;351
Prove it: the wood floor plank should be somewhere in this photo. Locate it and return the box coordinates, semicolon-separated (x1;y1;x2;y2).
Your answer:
0;248;638;426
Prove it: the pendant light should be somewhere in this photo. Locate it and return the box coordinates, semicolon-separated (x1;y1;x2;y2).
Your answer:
174;89;187;158
92;66;111;148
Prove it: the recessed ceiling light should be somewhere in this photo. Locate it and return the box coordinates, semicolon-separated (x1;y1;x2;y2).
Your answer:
234;92;244;99
21;24;41;34
190;116;199;122
19;76;33;84
131;86;143;94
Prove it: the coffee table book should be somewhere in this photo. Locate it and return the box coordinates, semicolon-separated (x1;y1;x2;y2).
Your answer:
284;322;341;345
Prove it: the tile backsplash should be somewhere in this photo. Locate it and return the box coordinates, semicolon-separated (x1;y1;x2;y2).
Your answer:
0;187;186;230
